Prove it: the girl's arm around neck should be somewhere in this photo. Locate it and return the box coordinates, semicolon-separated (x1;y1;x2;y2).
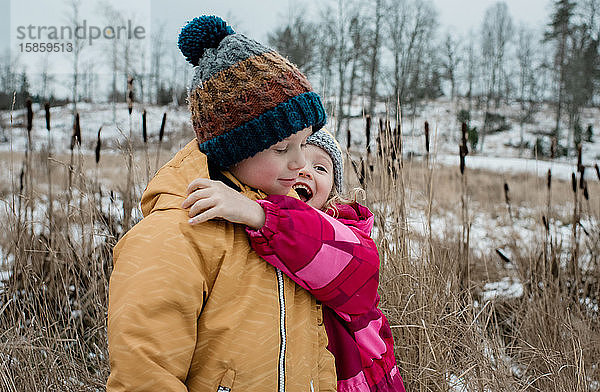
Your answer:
246;195;381;317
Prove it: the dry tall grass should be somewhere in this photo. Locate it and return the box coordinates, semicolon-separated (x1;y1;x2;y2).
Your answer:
0;107;599;391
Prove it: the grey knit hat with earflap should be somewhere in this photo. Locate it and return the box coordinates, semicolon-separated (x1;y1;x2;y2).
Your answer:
306;129;344;194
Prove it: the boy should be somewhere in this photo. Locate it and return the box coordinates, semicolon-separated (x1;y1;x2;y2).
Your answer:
106;16;336;392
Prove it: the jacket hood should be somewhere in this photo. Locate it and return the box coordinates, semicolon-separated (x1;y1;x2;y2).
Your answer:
141;139;295;217
334;202;374;236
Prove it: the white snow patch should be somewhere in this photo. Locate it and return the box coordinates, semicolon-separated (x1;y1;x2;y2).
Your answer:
436;155;582;181
481;277;524;301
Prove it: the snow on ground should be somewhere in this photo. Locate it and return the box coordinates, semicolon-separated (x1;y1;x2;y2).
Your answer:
2;98;599;182
0;269;10;289
0;102;193;155
2;98;596;271
340;97;600;179
447;374;470;392
435;155;583;181
481;277;524;302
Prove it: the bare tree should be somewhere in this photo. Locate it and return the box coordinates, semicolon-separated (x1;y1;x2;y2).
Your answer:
267;13;318;76
442;31;461;102
463;33;478;114
479;1;513;151
345;13;369;134
314;0;366;139
101;2;149;115
39;55;55;101
314;7;336;111
150;23;166;105
385;0;437;121
367;0;383;117
516;24;541;156
385;0;409;116
0;50;21;109
66;0;86;114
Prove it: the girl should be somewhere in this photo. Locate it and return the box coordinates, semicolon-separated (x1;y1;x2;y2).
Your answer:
184;130;406;391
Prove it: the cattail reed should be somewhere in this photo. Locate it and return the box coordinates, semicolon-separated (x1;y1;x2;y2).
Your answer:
70;113;81;150
365;115;373;174
495;248;511;264
346;128;351;151
155;112;167;172
423;120;434;261
392;123;401;163
67;112;81;227
377;118;384;157
159;112;166;142
571;171;579;287
124;78;136;230
95;127;102;165
459;122;470;289
95;126;102;207
551;137;557;159
460;122;469;175
142;110;150;183
424;121;430;155
44;103;50;131
26;98;33;133
365;115;371;154
45;102;53;242
19;165;24;196
123;75;136;230
127;76;134;115
504;182;513;221
577;145;583;173
24;98;33;229
543;169;552;276
142;110;147;143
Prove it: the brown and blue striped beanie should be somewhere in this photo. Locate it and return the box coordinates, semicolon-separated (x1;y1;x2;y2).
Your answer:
178;15;327;168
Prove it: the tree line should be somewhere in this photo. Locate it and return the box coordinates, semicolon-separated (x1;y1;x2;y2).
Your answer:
268;0;600;156
1;0;599;157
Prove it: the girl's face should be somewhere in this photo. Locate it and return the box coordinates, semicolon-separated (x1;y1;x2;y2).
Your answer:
292;145;334;210
229;127;311;195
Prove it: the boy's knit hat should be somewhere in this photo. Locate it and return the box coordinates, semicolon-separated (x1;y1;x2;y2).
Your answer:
178;15;327;168
306;129;344;194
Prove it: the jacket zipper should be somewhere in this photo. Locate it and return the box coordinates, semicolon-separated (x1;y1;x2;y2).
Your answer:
276;268;286;392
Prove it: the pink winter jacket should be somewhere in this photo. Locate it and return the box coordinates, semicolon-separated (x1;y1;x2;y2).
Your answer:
246;195;406;392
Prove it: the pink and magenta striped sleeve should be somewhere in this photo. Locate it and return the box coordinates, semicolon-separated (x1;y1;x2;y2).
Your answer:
245;195;380;317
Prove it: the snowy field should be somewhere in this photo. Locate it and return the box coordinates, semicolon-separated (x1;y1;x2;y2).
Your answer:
1;98;599;390
2;99;599;293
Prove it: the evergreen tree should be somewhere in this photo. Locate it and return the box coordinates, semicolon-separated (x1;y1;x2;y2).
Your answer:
18;72;30;108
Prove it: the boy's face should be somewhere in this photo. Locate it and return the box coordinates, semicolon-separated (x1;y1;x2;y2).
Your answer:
229;127;312;195
292;145;334;210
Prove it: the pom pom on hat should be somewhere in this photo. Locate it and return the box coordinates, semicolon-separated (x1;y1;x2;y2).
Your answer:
178;15;235;66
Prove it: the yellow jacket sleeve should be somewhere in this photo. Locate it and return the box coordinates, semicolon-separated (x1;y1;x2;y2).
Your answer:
106;215;208;391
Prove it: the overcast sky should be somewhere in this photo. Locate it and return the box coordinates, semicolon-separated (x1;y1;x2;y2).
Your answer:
1;0;552;58
149;0;552;44
0;0;553;96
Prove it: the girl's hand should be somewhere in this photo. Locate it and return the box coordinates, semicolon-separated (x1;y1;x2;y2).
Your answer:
182;178;266;229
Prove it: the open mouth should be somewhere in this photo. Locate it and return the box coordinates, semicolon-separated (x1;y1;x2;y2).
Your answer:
292;183;313;202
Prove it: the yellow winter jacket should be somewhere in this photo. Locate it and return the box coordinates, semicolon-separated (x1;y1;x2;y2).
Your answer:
106;139;337;391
